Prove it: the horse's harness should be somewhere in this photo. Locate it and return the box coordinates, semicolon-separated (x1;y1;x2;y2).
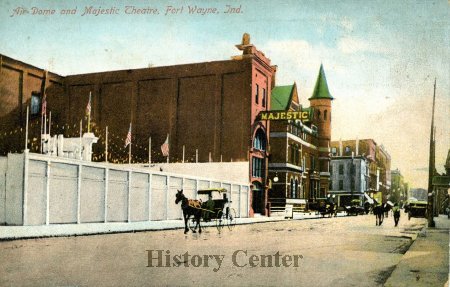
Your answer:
180;195;214;213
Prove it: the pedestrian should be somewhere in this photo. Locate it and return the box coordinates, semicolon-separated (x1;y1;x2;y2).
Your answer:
203;193;214;222
393;203;400;227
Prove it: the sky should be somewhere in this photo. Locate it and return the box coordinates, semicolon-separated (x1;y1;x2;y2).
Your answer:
1;0;449;188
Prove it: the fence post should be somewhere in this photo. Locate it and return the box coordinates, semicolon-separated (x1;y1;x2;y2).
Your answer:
148;173;152;221
77;164;82;224
166;176;170;220
23;151;29;225
45;161;50;225
128;170;132;222
104;168;109;222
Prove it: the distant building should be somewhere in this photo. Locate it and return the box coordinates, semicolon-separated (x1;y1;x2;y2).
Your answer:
409;188;427;201
330;139;391;203
329;155;369;206
432;149;450;215
390;168;408;204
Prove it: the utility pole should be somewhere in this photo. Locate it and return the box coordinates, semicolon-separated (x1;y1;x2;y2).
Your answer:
427;79;436;227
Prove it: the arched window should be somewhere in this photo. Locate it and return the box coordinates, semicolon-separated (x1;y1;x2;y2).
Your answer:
317;110;321;119
324;110;328;120
253;129;266;151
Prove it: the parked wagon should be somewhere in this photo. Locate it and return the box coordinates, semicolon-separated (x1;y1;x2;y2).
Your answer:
188;188;236;233
344;199;365;216
408;200;427;220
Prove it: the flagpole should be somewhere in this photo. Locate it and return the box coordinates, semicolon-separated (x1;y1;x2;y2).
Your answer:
149;137;152;164
25;106;29;152
88;91;91;133
79;119;83;160
105;126;108;162
182;145;185;163
49;111;52;136
128;123;132;164
44;113;47;136
166;134;169;164
40;113;43;153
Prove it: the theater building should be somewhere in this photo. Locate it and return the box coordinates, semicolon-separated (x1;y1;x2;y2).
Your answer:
0;34;276;216
268;65;333;212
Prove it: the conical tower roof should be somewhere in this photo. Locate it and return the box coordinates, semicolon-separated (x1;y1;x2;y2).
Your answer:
309;64;334;100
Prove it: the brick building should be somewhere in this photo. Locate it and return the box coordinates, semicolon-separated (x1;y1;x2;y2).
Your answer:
0;34;276;216
268;64;333;211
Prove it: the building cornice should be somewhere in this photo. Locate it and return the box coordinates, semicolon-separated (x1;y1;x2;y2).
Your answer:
270;132;317;150
269;163;303;172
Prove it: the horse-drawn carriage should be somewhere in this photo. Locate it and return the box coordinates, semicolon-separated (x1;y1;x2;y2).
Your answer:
344;199;365;216
407;200;427;220
318;201;337;218
195;188;236;232
175;188;236;234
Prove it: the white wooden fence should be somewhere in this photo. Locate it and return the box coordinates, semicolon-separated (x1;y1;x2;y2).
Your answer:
0;152;250;226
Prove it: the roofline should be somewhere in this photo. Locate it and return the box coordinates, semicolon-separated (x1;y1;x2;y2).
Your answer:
330;138;379;145
66;57;250;78
271;83;296;110
0;53;64;79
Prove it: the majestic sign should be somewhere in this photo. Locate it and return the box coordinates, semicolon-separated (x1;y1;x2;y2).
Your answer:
259;110;310;122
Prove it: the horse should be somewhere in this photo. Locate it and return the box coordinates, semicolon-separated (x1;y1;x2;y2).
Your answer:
175;189;202;234
319;202;336;218
373;205;384;226
383;203;392;218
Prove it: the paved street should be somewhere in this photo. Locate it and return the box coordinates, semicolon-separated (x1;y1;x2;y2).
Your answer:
0;214;429;286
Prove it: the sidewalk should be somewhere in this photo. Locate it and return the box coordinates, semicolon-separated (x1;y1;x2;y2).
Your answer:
0;216;278;241
385;215;449;287
0;212;344;240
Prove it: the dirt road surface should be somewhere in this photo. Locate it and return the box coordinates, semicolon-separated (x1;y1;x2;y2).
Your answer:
0;213;426;286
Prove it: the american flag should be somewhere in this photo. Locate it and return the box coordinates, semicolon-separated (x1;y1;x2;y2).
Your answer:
124;124;132;148
86;92;91;116
161;134;169;157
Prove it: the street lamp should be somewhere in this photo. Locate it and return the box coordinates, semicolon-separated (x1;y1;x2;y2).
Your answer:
273;173;279;183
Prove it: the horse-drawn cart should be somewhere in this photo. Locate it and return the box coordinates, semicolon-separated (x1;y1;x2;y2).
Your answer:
188;188;236;233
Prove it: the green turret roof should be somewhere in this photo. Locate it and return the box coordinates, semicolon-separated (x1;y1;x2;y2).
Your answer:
309;64;334;100
271;84;295;110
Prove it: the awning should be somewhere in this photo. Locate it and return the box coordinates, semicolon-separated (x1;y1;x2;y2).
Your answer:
364;193;374;204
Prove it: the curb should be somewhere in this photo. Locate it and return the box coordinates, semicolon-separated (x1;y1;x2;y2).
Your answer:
0;213;350;241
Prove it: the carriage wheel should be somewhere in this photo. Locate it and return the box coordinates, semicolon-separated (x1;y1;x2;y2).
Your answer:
188;218;197;232
216;210;224;233
227;208;237;231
